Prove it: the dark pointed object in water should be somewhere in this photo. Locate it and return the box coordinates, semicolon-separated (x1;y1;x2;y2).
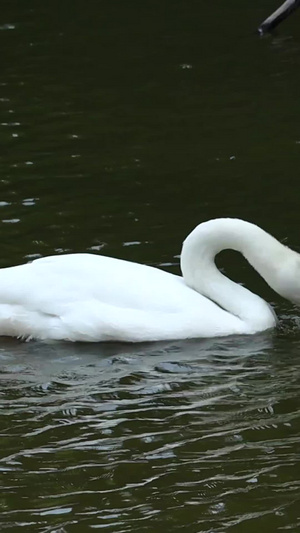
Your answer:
258;0;300;34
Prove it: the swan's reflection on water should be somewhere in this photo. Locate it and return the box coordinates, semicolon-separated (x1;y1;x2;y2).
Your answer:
0;332;275;385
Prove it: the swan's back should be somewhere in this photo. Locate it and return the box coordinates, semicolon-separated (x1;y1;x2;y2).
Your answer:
1;253;199;312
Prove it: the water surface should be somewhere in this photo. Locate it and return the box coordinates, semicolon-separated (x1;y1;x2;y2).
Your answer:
1;1;300;531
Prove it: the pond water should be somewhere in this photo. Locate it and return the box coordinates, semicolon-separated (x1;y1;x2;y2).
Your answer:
1;1;300;531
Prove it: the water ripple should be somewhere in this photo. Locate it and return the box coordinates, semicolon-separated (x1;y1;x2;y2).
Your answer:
0;334;299;531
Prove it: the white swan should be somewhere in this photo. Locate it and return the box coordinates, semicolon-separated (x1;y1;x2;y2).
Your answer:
0;218;298;342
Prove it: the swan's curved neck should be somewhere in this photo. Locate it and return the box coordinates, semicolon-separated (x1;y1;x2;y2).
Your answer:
180;218;298;332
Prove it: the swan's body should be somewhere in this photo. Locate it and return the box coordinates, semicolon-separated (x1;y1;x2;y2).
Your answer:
0;218;299;342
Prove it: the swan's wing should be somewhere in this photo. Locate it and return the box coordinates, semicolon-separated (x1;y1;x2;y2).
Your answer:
0;253;207;314
0;299;238;342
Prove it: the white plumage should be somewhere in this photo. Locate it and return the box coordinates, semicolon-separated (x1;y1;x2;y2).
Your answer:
0;218;298;342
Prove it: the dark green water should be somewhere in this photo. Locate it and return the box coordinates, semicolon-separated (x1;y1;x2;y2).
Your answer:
1;1;300;531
